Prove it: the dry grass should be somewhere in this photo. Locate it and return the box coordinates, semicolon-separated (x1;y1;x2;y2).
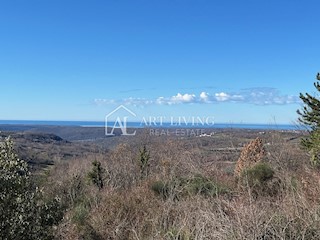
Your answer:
39;131;320;240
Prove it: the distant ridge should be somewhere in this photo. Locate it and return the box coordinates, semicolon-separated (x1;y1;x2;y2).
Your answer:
0;120;298;130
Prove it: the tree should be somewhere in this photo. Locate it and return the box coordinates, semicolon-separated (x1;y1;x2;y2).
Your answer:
297;73;320;165
0;137;63;240
87;160;105;190
138;145;150;179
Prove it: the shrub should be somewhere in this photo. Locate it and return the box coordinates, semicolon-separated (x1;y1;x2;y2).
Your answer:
245;162;274;183
68;173;85;206
72;201;101;240
186;174;227;197
151;180;170;199
151;179;182;200
72;201;90;226
0;137;63;240
241;162;281;197
151;174;227;200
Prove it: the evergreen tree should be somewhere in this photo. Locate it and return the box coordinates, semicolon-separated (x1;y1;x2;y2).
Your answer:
138;145;150;179
87;160;105;190
297;73;320;165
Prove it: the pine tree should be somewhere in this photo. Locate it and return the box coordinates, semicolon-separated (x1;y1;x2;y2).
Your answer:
138;145;150;179
87;160;105;190
297;73;320;165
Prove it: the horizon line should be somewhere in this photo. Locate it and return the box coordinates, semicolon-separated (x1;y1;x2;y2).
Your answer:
0;119;299;126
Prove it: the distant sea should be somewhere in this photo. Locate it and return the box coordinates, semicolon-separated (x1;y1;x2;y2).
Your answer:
0;120;300;130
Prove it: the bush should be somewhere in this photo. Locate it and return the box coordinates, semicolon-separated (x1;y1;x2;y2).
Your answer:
241;162;281;197
72;201;90;226
151;174;227;200
151;178;182;200
151;180;170;199
186;174;226;197
245;162;274;183
68;173;85;206
0;137;64;240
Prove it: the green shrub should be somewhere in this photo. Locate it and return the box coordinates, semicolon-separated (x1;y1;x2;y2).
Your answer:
245;162;274;183
151;178;182;200
151;180;170;199
241;162;281;197
71;194;101;239
151;174;227;200
0;137;64;240
69;173;85;206
72;201;90;226
186;174;226;197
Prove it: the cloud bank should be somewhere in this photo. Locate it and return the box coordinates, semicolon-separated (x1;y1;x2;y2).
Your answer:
94;87;300;106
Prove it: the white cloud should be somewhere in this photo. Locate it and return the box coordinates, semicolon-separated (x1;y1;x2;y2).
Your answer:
215;92;230;102
154;93;196;105
240;88;300;105
94;99;116;105
171;93;195;103
94;97;153;107
200;92;210;102
94;87;301;106
156;97;165;105
123;98;154;106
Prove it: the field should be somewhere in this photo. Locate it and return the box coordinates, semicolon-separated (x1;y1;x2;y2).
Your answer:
2;125;320;239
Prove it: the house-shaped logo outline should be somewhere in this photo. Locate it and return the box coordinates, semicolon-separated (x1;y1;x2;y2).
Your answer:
105;105;136;136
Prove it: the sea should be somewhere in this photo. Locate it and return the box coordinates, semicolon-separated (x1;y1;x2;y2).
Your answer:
0;120;301;130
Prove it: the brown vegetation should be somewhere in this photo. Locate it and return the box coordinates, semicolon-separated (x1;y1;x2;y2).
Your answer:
28;129;320;239
234;137;266;177
4;127;319;239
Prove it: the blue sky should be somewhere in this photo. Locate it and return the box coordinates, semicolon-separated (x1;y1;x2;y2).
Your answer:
0;0;319;124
